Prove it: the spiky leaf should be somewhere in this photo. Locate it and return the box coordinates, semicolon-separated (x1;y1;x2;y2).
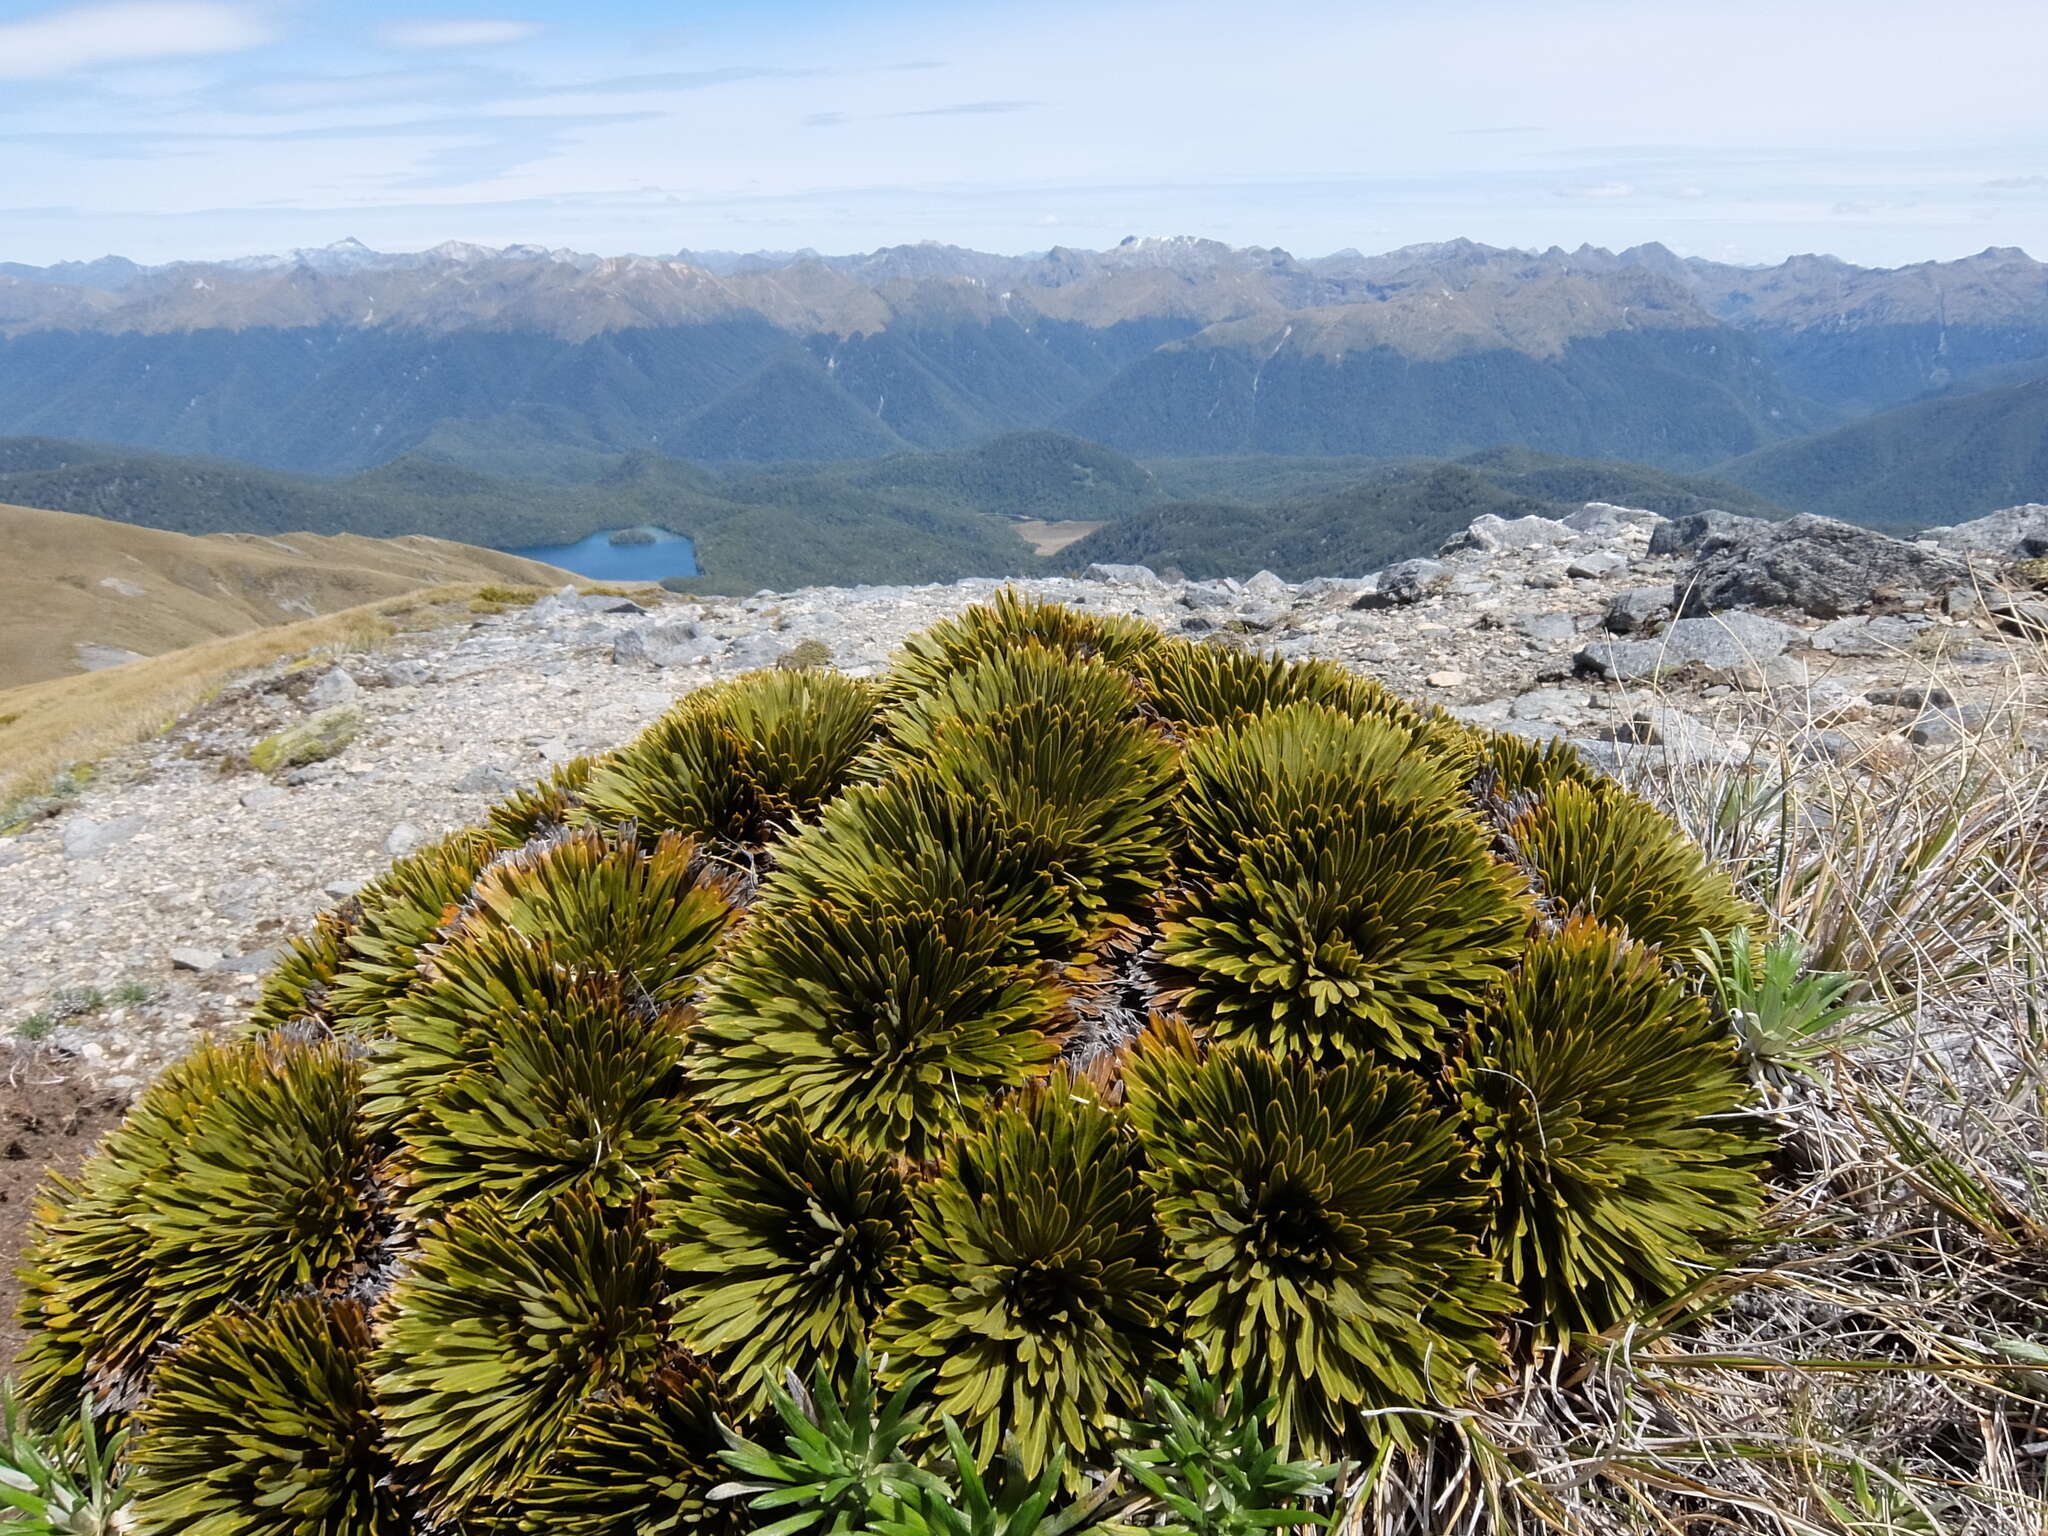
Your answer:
1123;1022;1509;1457
128;1297;410;1536
874;1075;1172;1476
690;900;1061;1161
1507;776;1755;956
1448;918;1770;1339
578;671;879;846
506;1366;738;1536
874;648;1176;944
488;755;599;848
657;1118;911;1406
1157;704;1531;1063
323;828;499;1033
883;589;1160;703
373;1195;670;1520
15;1038;370;1417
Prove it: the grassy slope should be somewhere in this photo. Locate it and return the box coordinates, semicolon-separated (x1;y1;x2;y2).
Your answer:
0;501;572;688
0;586;488;808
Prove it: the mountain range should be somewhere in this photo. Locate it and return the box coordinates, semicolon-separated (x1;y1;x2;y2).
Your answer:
3;237;2046;481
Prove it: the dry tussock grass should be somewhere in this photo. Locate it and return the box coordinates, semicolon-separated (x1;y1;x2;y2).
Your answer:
1347;643;2048;1534
0;583;489;813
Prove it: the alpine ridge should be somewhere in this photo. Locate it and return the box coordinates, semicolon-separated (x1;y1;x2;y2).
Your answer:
3;236;2042;477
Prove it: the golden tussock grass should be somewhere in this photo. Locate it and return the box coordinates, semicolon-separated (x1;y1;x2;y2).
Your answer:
0;583;490;813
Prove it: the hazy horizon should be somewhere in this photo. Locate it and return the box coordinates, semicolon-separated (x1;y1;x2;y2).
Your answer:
3;0;2045;270
11;230;2043;275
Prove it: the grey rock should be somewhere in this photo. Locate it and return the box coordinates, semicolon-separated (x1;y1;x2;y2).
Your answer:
217;948;278;975
1514;612;1578;642
1180;582;1237;611
1607;706;1746;765
1793;729;1860;764
1442;514;1573;554
1567;501;1666;534
322;879;365;900
1234;602;1288;632
1811;614;1920;656
728;631;795;670
1926;504;2048;559
1356;559;1451;608
582;595;648;615
169;946;223;972
379;659;434;688
62;814;146;860
1447;700;1512;726
1908;714;1963;747
1648;510;1767;557
1866;686;1954;709
617;620;715;668
1567;551;1627;579
238;785;288;811
1294;575;1370;599
308;667;359;709
284;762;339;786
1084;562;1164;586
1498;719;1569;744
1509;689;1592;723
385;823;425;857
1575;610;1802;683
455;764;517;796
1241;569;1291;600
1989;596;2048;638
1681;514;1970;619
1605;585;1674;634
1445;577;1494;597
1750;654;1811;690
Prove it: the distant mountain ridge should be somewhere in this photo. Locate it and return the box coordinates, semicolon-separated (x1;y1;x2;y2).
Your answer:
2;235;2042;478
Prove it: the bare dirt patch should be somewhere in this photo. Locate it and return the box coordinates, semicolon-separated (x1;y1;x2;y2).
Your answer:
0;1050;128;1369
1014;518;1104;556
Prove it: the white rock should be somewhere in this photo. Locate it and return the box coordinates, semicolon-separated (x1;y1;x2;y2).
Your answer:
1445;514;1574;554
308;667;360;709
170;947;223;972
385;823;425;857
62;815;146;860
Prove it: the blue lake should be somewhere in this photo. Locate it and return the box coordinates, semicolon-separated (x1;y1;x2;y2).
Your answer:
507;527;698;581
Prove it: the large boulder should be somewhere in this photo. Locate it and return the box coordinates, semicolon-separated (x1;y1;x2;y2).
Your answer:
1679;514;1968;619
1924;504;2048;559
1648;510;1767;557
1355;559;1452;608
1576;610;1803;684
1441;514;1573;555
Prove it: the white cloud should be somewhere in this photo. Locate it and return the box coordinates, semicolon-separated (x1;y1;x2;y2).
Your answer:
0;2;273;79
1560;181;1637;200
379;19;542;51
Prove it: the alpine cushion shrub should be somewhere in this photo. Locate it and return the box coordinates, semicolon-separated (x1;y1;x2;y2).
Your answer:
13;596;1778;1530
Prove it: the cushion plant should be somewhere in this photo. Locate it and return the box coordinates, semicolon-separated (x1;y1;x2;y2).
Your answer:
13;596;1777;1531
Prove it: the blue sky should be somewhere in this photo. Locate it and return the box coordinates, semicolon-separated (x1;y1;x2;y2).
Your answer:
2;0;2045;267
